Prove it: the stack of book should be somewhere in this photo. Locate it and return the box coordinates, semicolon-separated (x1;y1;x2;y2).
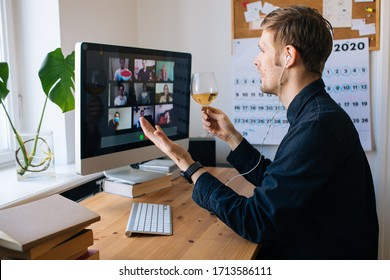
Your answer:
139;159;180;180
0;194;100;260
102;164;174;198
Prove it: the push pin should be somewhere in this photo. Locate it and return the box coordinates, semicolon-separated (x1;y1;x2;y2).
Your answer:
365;7;374;13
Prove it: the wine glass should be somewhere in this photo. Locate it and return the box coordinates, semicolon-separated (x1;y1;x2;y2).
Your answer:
191;72;219;136
86;69;107;95
191;72;219;107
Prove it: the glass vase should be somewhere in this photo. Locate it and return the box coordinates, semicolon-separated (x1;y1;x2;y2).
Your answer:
15;130;55;181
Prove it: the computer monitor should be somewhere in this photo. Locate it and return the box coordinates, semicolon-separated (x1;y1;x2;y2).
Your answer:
75;42;192;176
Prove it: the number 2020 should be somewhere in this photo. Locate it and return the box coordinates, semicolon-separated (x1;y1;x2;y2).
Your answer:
334;42;365;52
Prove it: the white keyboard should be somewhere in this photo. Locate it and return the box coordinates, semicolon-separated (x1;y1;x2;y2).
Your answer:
125;202;172;237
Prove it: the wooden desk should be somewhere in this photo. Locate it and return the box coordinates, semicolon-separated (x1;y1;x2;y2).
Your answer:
80;167;259;260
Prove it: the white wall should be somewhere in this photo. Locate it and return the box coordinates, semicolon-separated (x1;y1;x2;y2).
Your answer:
58;0;139;55
58;0;139;163
11;0;139;165
11;0;389;259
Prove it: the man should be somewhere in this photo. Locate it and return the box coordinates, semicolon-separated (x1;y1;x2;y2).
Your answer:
113;58;131;81
138;59;152;81
114;84;127;106
140;6;378;259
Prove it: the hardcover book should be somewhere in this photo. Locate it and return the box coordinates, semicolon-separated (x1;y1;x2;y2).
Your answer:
139;159;178;173
0;226;85;259
0;194;100;252
103;173;172;198
35;229;94;260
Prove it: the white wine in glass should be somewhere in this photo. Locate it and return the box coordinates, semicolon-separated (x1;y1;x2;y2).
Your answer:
191;72;218;106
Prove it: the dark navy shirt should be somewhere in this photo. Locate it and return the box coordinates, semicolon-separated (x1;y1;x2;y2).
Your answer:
192;79;378;259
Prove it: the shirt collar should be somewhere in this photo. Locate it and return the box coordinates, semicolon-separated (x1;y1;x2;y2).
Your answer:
286;78;326;125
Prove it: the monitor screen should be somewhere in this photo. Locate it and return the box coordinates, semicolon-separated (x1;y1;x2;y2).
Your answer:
75;42;192;175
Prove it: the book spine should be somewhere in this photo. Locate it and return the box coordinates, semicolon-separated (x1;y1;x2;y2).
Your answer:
139;165;172;172
103;180;135;198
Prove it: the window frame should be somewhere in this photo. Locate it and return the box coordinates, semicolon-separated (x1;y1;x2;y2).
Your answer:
0;0;19;167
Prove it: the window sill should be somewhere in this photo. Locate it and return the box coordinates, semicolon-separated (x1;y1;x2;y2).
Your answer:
0;164;103;209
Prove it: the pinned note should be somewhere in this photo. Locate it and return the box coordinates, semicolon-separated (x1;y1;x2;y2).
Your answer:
323;0;353;28
246;1;262;12
261;2;279;15
358;23;376;36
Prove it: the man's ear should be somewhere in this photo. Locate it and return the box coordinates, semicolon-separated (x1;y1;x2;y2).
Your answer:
284;45;298;68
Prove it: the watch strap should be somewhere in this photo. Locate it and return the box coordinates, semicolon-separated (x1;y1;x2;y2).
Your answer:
180;162;203;184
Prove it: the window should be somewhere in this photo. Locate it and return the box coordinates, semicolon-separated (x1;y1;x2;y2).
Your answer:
0;0;17;166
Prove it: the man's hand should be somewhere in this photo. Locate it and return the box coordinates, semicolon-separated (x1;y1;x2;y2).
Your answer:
140;117;194;171
202;106;243;150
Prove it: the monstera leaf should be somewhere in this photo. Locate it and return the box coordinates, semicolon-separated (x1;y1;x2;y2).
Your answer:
0;62;10;100
38;48;75;113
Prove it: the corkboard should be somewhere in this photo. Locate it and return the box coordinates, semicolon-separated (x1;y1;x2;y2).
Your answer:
232;0;380;50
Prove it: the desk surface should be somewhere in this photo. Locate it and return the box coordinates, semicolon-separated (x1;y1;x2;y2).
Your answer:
80;167;259;260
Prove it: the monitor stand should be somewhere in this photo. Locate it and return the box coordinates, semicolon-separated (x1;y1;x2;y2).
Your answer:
103;165;167;184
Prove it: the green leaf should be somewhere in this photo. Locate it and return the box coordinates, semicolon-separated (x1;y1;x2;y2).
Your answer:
0;62;10;100
38;48;75;113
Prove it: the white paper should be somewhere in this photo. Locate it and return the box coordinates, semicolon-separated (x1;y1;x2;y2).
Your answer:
323;0;353;28
358;23;376;36
232;38;288;145
244;1;262;23
244;10;260;22
261;2;278;15
323;38;372;150
232;38;372;150
247;1;262;12
249;18;264;30
351;19;366;30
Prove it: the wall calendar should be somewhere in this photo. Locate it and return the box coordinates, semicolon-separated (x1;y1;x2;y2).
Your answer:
232;37;372;151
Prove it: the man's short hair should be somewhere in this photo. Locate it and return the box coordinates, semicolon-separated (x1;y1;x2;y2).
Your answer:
261;6;333;75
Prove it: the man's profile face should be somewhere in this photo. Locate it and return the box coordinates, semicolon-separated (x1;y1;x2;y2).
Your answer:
254;30;284;95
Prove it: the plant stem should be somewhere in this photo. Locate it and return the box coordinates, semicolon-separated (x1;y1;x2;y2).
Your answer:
0;100;29;166
28;94;49;166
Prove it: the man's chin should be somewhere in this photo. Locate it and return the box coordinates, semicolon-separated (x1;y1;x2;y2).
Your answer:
260;87;276;96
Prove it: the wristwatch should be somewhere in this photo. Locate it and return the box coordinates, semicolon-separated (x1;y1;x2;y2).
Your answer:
180;162;203;184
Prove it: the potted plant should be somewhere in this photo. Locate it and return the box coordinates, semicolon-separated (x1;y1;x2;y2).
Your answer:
0;48;75;179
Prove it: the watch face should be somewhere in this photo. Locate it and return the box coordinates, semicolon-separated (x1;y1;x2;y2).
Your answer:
180;170;192;183
180;162;203;184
